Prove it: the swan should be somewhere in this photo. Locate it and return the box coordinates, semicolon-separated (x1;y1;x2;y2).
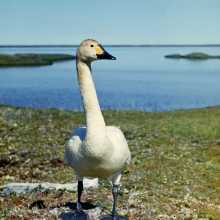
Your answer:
65;39;131;220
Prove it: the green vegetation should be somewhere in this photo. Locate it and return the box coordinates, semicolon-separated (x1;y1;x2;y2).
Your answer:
0;54;76;67
0;105;220;219
165;53;220;60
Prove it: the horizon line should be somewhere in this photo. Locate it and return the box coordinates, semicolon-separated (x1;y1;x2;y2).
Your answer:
0;44;220;48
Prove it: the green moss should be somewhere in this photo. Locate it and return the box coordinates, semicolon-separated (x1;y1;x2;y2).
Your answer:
0;53;76;67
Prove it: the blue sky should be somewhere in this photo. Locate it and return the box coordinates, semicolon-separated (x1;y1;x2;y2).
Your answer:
0;0;219;45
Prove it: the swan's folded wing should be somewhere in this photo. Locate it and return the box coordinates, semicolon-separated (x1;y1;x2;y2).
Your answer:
69;125;86;141
65;126;86;166
106;126;131;165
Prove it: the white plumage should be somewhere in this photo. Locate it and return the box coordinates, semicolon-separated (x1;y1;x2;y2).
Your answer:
65;125;130;183
64;39;130;220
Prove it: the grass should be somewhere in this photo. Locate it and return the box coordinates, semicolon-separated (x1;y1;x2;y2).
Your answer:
0;54;76;67
0;105;220;219
165;53;220;60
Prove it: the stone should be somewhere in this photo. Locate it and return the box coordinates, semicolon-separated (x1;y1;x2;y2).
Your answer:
0;178;98;195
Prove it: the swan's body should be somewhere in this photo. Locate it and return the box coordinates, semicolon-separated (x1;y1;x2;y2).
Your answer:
64;39;130;220
66;125;130;181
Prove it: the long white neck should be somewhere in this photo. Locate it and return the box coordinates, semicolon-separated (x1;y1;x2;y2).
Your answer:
76;59;108;147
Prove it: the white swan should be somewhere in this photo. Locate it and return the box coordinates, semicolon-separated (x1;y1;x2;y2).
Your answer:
65;39;131;220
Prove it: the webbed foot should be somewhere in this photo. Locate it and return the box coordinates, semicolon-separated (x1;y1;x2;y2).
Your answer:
71;202;89;220
71;211;89;220
99;214;129;220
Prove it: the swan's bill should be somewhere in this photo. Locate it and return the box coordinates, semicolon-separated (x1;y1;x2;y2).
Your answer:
95;45;116;60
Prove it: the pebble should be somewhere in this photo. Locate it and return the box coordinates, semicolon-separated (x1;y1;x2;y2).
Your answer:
88;207;102;218
215;139;220;145
49;208;60;215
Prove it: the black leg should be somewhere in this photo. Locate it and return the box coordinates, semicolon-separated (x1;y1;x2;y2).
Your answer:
76;181;83;210
99;184;129;220
71;181;89;220
111;185;118;219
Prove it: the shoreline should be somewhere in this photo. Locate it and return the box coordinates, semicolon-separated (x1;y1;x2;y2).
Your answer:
0;53;76;67
0;104;219;113
1;44;220;48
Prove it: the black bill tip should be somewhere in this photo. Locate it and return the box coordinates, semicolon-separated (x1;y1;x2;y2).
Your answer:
97;45;116;60
97;52;116;60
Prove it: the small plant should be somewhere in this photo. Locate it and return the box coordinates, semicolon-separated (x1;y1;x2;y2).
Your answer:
11;191;16;196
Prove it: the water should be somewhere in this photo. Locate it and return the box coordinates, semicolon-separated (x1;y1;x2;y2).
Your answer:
0;46;220;111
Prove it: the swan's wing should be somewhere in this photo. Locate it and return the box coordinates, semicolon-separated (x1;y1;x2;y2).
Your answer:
65;126;86;166
106;126;131;165
69;125;86;141
65;126;99;185
106;126;131;185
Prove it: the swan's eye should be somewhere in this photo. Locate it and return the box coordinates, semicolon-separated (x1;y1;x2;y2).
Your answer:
90;45;94;47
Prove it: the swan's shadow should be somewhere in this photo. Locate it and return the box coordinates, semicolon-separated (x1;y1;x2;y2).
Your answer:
58;202;95;220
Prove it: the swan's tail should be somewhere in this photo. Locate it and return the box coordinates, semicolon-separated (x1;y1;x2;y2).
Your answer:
83;177;99;189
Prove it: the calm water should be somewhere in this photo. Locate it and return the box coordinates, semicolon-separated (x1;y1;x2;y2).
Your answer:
0;46;220;111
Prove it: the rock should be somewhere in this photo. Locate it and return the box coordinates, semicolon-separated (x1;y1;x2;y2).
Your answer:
0;178;98;195
49;208;60;215
87;206;102;219
215;139;220;145
124;188;129;194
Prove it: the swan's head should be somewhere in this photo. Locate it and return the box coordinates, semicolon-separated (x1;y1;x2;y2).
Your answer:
76;39;116;63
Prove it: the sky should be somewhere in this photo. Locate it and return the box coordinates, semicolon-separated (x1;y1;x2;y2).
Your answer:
0;0;220;45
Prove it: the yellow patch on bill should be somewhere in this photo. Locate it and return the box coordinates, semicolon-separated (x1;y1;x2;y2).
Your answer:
94;45;103;55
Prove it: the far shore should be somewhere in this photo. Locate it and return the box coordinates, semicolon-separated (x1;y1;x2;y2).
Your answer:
1;44;220;47
165;52;220;60
0;53;76;67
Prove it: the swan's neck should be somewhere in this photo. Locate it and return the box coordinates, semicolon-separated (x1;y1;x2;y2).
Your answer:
77;59;108;146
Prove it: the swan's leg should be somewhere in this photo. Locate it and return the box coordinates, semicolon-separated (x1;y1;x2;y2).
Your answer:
72;181;89;220
76;181;83;211
112;184;118;218
99;184;129;220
